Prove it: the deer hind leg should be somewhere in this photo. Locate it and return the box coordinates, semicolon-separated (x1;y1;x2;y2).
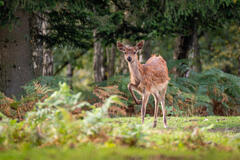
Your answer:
153;92;160;128
128;83;142;105
141;92;150;124
159;87;167;128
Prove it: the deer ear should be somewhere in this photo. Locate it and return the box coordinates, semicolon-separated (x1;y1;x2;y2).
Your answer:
136;40;144;50
117;42;125;52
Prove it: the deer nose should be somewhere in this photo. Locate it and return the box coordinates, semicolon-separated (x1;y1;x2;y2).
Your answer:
127;56;132;62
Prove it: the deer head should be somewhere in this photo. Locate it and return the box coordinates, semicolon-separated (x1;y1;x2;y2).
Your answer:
117;40;144;63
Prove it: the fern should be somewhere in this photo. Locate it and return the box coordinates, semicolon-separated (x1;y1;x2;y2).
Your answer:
22;76;66;96
97;68;240;116
0;76;66;119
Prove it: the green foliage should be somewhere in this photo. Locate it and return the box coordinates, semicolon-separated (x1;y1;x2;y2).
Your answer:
46;7;94;48
0;83;139;149
200;24;240;75
23;76;66;95
96;0;240;43
157;0;240;35
80;95;122;137
0;0;4;6
167;68;240;116
37;83;88;111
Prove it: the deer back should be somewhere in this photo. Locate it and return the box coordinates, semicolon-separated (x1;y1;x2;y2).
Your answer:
139;55;170;91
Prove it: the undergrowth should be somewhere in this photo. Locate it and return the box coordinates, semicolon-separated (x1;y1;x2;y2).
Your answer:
96;68;240;116
0;76;65;119
0;83;239;160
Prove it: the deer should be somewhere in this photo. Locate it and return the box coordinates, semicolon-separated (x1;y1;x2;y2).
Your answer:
117;40;170;128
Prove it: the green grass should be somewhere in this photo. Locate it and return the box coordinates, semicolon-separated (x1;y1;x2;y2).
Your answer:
107;116;240;150
108;116;240;130
0;116;239;160
0;146;240;160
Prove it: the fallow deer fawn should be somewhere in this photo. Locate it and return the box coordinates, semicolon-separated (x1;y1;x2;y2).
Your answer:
117;40;170;128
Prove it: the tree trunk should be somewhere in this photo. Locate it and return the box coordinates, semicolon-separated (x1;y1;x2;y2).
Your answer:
192;26;202;72
67;63;74;89
174;35;193;60
30;13;44;77
141;40;152;62
42;16;53;76
93;30;104;82
173;34;193;77
30;13;53;76
42;50;53;76
116;54;128;74
0;9;35;97
238;56;240;76
108;44;116;77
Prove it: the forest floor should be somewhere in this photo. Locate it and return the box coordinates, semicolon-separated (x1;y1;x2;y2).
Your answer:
0;116;239;160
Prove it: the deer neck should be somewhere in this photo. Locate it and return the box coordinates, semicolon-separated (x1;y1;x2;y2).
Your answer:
128;60;143;84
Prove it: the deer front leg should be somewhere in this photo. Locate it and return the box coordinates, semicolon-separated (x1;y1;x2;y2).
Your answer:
141;92;150;124
128;83;142;105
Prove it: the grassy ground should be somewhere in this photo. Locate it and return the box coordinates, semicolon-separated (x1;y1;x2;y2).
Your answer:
0;116;239;160
109;116;240;131
1;145;240;160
